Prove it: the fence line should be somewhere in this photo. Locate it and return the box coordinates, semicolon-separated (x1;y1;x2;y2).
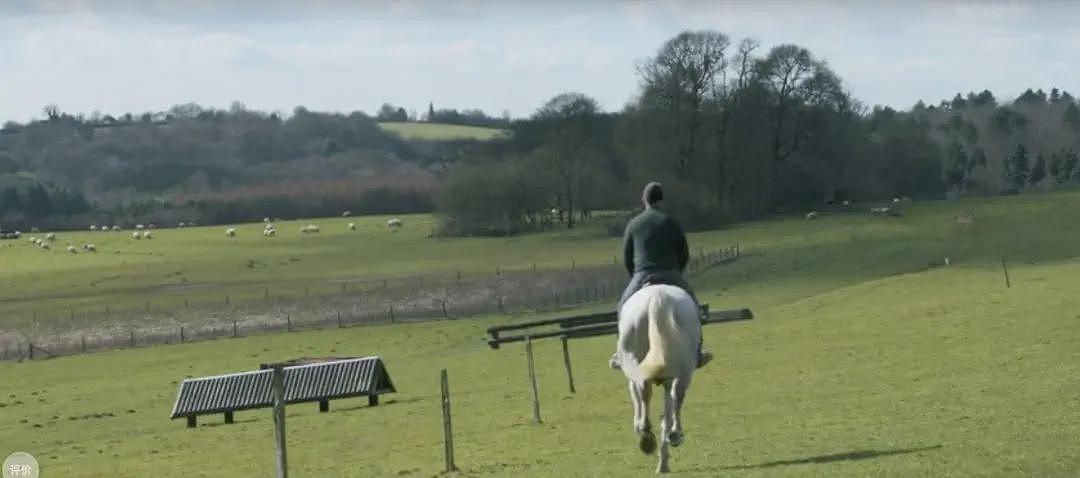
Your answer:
0;245;741;361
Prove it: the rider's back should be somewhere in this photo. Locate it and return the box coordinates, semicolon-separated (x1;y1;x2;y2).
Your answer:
624;208;689;274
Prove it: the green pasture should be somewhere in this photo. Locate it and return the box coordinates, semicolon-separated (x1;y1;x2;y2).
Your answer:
377;122;510;141
0;191;1079;476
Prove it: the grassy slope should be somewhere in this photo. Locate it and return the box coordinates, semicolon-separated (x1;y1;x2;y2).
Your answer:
1;192;1079;477
377;122;510;141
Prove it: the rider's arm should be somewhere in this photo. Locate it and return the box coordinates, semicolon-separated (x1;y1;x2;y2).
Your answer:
623;227;634;276
674;220;689;272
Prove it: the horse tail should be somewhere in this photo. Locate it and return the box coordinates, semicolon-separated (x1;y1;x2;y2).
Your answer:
638;288;679;381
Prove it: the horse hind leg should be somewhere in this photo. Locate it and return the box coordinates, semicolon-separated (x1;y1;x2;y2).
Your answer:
668;375;690;448
657;381;674;473
631;381;657;455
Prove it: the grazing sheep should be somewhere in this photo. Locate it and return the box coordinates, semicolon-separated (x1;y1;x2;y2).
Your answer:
187;221;196;227
12;231;19;239
348;222;356;231
112;225;120;231
40;242;50;250
28;236;37;244
135;224;145;230
300;224;320;234
806;211;819;220
178;222;186;228
263;217;271;224
226;228;237;237
66;245;77;254
842;200;851;206
148;224;156;229
90;225;98;231
132;232;141;240
342;210;352;217
264;228;276;237
45;232;56;241
944;257;950;266
142;231;152;239
387;218;403;230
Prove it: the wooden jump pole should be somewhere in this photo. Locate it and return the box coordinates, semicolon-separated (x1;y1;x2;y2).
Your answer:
440;369;458;473
525;336;542;424
560;336;576;394
271;365;289;478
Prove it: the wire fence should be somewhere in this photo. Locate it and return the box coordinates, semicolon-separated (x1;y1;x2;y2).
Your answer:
0;244;741;362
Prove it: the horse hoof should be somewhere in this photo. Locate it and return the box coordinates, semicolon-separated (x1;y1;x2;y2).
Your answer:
639;431;657;455
669;431;684;447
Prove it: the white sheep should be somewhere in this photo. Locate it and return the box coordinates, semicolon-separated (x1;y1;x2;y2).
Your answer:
892;197;900;203
12;231;19;239
45;232;56;241
148;224;156;229
301;224;320;234
226;228;237;237
264;228;276;237
132;232;141;240
342;210;352;217
40;242;50;250
806;211;819;220
112;225;120;231
842;200;851;206
90;225;98;231
66;245;77;254
86;244;96;252
348;222;356;231
178;222;186;228
263;217;271;224
387;218;403;230
28;236;37;244
142;231;152;239
135;224;145;230
187;221;196;227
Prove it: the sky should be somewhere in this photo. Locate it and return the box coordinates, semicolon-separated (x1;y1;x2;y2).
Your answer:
0;0;1078;123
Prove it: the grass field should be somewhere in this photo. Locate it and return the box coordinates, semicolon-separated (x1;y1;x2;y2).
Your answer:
2;191;1080;476
377;122;510;141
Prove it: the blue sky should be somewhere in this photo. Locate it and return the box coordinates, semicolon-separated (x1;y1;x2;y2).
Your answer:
1;0;1077;123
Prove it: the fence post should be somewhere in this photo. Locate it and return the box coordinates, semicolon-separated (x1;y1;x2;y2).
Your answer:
456;271;461;284
271;365;288;478
179;327;184;344
233;321;239;338
1001;257;1011;288
225;295;230;306
81;335;86;353
440;369;457;473
525;336;542;424
441;300;449;319
337;310;343;328
129;330;136;347
341;283;347;294
561;336;576;394
184;297;189;309
28;343;34;360
389;305;395;323
287;315;292;332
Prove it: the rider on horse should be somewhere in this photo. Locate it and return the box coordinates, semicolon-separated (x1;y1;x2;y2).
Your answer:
610;181;712;370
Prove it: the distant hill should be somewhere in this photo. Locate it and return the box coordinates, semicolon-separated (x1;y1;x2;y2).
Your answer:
378;122;511;141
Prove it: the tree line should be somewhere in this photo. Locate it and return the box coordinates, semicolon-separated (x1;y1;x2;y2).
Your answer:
3;30;1080;234
435;31;1080;236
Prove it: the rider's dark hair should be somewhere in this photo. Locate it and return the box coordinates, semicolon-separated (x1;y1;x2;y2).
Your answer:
642;181;664;205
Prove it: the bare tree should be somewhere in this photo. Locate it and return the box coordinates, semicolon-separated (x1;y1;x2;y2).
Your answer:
532;92;601;229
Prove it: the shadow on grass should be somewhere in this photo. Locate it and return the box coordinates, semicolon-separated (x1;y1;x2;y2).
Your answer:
334;396;423;413
719;444;943;470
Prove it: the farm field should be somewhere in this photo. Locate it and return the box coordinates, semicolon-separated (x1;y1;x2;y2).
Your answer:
377;121;511;141
1;191;1079;476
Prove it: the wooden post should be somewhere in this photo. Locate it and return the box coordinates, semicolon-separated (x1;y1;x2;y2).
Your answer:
525;336;542;424
286;315;292;332
233;321;239;338
224;411;234;424
532;263;536;273
456;271;461;284
496;267;501;276
81;336;86;353
178;327;184;344
186;416;197;428
440;369;457;473
561;336;576;394
28;343;34;360
1001;257;1011;288
389;305;395;322
368;395;379;406
337;310;343;328
130;330;136;347
184;297;189;309
441;300;449;319
271;365;288;478
225;294;230;306
318;400;329;413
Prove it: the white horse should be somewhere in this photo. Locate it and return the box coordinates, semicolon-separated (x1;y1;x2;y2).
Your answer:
613;284;702;474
